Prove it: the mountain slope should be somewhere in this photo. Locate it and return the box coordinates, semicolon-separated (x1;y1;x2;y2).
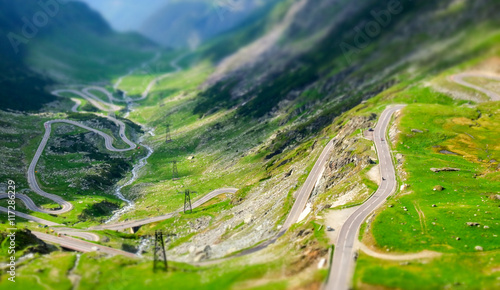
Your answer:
118;0;500;269
0;0;56;111
0;0;156;111
140;0;278;48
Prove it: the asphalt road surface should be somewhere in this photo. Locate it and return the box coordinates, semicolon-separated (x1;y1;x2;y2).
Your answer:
91;188;238;231
0;206;100;241
0;205;60;226
11;55;494;270
0;55;186;213
32;232;135;257
326;105;405;290
0;117;136;215
0;52;192;253
450;72;500;101
26;119;137;213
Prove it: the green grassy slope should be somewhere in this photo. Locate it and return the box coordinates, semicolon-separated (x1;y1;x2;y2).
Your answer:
353;79;500;289
1;0;500;289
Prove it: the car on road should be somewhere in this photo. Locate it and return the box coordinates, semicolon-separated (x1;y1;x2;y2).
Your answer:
381;138;384;141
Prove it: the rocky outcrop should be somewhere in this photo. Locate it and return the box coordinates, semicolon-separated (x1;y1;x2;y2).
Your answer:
430;167;460;173
193;245;212;262
322;116;373;189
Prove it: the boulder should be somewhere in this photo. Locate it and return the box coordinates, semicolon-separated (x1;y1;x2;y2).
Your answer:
411;129;424;133
244;214;253;224
475;246;483;251
489;194;500;200
193;245;212;262
466;222;480;227
433;185;444;191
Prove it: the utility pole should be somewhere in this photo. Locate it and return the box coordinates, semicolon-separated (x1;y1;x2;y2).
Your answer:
153;230;167;272
165;123;172;143
179;189;196;213
171;160;179;180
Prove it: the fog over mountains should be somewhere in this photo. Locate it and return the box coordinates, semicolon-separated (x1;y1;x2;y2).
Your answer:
82;0;271;48
80;0;166;32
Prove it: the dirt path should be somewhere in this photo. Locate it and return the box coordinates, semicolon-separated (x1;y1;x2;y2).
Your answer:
358;242;441;261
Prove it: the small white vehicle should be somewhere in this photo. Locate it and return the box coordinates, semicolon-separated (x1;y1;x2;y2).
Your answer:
327;226;334;231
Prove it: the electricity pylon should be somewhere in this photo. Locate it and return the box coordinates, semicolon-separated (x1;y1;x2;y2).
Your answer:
165;123;172;143
153;230;167;272
178;189;196;213
171;160;179;180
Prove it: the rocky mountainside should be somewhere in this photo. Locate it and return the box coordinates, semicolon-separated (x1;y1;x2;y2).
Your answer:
156;0;500;262
195;0;499;149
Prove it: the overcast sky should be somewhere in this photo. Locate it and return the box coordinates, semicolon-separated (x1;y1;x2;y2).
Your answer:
80;0;169;32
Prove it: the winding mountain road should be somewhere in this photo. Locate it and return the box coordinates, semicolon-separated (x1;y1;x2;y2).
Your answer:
0;205;60;226
326;105;405;290
450;72;500;101
0;53;189;215
32;232;136;258
91;188;238;231
8;57;497;270
326;72;500;289
53;89;120;112
24;119;137;214
0;53;189;246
